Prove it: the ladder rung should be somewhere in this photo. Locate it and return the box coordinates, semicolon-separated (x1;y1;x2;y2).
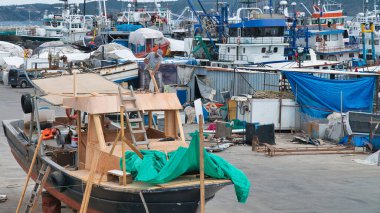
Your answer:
121;96;136;101
135;141;150;145
124;107;140;112
129;118;143;123
132;129;146;134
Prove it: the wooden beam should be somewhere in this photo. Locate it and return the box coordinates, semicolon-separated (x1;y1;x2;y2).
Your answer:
73;72;77;97
76;110;82;168
79;151;100;213
149;70;159;93
148;111;153;128
120;106;127;186
98;131;121;184
93;115;107;151
122;138;144;159
198;115;205;213
30;166;51;213
176;110;185;143
164;111;177;138
16;134;44;213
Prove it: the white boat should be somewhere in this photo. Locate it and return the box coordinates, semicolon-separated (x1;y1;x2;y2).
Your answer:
93;61;139;83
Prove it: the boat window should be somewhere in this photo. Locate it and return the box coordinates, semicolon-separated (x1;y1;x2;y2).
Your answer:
323;35;328;41
243;48;245;53
343;30;349;38
244;27;284;37
376;40;380;45
229;28;238;37
274;47;278;53
349;53;355;57
331;34;338;41
261;47;266;53
228;47;230;53
238;28;241;37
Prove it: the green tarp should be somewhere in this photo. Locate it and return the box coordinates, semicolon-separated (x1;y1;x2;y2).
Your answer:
120;131;251;203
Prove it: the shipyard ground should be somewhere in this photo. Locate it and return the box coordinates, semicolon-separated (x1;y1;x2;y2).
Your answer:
0;84;379;213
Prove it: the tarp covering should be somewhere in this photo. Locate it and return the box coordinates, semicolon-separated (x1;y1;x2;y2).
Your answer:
283;71;375;118
166;38;185;52
120;132;250;203
129;28;164;46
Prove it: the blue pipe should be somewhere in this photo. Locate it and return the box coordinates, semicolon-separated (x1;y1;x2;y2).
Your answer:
372;31;376;60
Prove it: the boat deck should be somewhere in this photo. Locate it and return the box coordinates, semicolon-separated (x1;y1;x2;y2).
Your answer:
66;170;231;192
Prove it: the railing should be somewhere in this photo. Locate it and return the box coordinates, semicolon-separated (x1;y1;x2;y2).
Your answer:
315;44;360;53
228;37;286;44
218;54;248;62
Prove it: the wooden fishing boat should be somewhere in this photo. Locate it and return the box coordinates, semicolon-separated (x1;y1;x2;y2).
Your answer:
2;74;231;212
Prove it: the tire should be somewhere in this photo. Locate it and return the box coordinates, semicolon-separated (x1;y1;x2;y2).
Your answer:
21;93;33;114
11;85;16;88
20;81;27;89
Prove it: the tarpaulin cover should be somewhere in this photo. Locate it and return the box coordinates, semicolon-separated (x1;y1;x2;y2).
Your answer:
120;132;250;203
283;71;375;118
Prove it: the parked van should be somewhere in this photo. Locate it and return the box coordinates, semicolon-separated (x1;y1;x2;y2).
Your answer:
8;69;36;88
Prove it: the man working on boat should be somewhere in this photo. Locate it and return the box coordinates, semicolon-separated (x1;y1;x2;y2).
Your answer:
143;49;163;92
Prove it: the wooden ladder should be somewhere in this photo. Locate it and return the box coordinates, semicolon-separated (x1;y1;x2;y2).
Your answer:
24;163;51;213
118;86;150;149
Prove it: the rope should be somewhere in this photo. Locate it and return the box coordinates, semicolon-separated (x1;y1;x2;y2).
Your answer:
139;191;150;213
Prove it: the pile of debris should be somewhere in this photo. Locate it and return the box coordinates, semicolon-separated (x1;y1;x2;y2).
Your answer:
253;90;294;99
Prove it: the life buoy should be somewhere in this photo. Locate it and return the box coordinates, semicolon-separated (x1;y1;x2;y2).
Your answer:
237;37;241;45
222;37;227;44
66;108;79;120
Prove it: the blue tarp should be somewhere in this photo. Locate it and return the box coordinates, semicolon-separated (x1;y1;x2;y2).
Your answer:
283;71;375;118
340;135;380;150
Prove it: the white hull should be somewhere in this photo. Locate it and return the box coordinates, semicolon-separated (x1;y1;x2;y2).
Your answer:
95;62;139;83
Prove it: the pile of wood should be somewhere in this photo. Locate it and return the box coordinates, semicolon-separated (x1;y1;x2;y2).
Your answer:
259;143;367;157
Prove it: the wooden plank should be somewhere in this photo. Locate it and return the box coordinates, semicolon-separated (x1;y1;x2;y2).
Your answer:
164;111;178;138
135;93;182;111
73;72;77;97
120;106;127;186
15;134;44;213
199;115;205;213
30;166;51;213
76;110;82;169
98;130;121;184
122;138;144;159
79;151;100;213
149;70;160;93
176;110;185;143
148;111;153;128
93;115;107;151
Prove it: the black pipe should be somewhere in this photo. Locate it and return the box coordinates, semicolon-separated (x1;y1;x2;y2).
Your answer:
83;0;86;16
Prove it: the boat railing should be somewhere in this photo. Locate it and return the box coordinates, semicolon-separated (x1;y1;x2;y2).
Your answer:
227;37;285;44
218;54;248;62
315;44;360;53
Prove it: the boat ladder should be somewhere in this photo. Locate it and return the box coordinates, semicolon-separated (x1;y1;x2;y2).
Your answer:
118;86;150;149
25;163;51;213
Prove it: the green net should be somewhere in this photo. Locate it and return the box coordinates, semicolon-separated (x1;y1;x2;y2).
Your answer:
120;131;251;203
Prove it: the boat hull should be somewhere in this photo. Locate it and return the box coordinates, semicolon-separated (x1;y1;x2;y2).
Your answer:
2;120;230;213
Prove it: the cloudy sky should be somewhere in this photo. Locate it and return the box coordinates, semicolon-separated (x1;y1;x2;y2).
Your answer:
0;0;85;6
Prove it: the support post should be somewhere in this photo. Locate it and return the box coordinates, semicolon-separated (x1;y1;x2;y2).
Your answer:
79;151;100;213
198;115;205;213
148;111;153;128
120;106;127;186
16;134;44;213
176;110;185;143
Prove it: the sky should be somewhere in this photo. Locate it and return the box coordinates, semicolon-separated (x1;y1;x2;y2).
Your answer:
0;0;85;6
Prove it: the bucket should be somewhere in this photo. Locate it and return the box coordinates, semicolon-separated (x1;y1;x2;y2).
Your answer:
71;134;78;148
